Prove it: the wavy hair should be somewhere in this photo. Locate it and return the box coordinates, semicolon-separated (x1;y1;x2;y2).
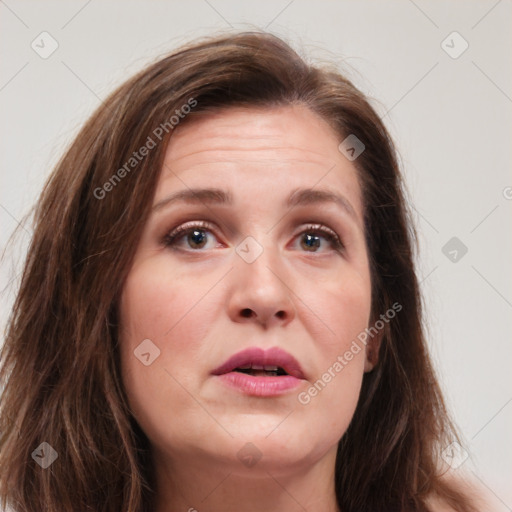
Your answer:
0;31;477;512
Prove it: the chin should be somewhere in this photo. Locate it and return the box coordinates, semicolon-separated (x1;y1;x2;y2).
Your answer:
212;421;335;473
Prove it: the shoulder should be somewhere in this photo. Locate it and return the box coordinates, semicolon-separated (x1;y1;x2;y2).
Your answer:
425;472;499;512
424;493;458;512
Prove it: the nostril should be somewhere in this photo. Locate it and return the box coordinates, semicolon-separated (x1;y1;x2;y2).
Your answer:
276;310;286;319
241;308;253;318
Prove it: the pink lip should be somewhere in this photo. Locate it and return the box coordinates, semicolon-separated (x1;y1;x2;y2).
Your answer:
211;347;306;397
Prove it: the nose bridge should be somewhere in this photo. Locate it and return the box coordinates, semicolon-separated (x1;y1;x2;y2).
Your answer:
241;241;282;292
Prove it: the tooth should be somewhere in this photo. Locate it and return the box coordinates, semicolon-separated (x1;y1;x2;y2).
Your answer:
251;364;264;370
264;365;279;371
237;364;251;370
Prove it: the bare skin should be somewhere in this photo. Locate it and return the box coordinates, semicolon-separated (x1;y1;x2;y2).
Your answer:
119;105;380;512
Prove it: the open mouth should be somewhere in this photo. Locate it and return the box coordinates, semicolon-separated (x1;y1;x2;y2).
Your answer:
212;347;305;379
234;364;288;377
212;347;305;396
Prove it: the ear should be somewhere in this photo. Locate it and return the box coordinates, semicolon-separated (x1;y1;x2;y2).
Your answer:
364;330;383;373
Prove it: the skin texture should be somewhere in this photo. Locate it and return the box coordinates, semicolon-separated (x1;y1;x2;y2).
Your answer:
119;105;379;512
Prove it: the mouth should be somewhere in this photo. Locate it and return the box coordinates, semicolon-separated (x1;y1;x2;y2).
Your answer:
212;346;305;379
211;347;306;397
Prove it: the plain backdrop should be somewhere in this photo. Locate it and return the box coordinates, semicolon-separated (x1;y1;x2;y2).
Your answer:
1;0;511;509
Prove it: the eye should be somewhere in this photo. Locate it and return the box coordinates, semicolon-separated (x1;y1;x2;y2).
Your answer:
293;224;344;253
163;221;220;251
163;221;344;254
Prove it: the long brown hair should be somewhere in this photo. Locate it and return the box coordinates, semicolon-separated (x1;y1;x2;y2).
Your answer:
0;31;477;512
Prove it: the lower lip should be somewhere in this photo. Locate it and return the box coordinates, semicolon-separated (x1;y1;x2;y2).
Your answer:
215;372;303;397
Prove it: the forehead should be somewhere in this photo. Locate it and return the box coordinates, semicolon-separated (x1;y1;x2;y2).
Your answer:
167;105;344;164
157;105;364;224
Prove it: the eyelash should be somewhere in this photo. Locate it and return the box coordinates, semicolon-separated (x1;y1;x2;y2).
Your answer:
162;220;344;253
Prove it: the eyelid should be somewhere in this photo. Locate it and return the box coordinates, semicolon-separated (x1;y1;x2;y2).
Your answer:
299;223;338;240
162;220;219;246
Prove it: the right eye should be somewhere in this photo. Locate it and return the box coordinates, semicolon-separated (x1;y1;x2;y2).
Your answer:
163;221;221;251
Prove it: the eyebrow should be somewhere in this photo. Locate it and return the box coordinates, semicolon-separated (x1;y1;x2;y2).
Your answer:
152;187;358;221
152;188;233;211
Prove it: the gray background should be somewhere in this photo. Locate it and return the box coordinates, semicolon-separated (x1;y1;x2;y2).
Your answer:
1;1;511;509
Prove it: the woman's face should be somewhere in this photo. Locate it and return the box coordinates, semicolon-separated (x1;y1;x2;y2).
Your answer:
119;105;374;476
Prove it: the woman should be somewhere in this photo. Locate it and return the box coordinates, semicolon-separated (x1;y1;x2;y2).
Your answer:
0;31;482;511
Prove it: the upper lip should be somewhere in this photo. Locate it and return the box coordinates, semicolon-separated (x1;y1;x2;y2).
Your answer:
212;347;306;379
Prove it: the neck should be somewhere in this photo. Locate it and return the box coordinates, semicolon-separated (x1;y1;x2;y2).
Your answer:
153;446;340;512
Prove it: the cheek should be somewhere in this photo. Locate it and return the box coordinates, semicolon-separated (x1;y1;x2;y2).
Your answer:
117;258;221;428
293;266;371;438
119;258;217;356
299;261;372;350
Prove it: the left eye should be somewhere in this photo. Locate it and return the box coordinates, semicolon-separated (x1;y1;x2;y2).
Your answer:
163;222;343;253
293;225;343;253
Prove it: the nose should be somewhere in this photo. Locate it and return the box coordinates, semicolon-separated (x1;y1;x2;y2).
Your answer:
227;246;296;328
